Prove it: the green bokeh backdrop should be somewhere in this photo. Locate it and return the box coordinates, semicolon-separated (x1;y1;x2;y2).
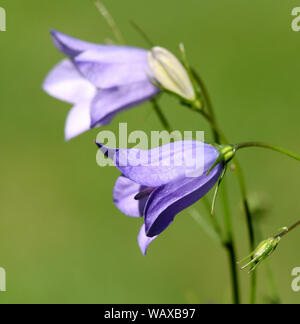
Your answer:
0;0;299;304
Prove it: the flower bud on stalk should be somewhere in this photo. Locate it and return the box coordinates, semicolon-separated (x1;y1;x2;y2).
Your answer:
147;47;199;105
239;237;281;273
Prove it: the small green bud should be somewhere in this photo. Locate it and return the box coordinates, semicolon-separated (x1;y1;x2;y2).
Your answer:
147;46;196;101
239;236;281;273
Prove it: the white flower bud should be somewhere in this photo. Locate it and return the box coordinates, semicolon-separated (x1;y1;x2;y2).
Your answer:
147;46;196;101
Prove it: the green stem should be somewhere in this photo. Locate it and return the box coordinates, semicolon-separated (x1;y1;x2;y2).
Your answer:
278;220;300;238
202;197;224;242
222;180;240;304
234;160;257;304
130;21;154;47
235;142;300;162
192;69;256;304
151;99;172;132
190;69;219;142
93;0;126;45
154;93;239;302
193;90;240;305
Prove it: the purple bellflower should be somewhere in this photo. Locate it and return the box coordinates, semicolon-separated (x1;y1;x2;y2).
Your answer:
96;141;224;255
43;30;160;140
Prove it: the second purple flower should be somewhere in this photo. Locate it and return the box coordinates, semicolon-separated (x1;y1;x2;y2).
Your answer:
96;141;225;254
43;30;160;140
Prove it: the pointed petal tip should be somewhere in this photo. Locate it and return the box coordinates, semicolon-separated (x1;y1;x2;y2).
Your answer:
95;141;103;149
138;241;148;256
140;249;147;256
138;224;157;256
50;29;62;40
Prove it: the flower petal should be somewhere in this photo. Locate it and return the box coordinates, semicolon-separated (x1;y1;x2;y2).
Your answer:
50;30;102;57
96;141;220;187
144;163;224;237
138;224;157;255
74;49;151;89
113;176;149;218
65;102;91;141
51;29;149;61
91;80;159;127
43;59;96;104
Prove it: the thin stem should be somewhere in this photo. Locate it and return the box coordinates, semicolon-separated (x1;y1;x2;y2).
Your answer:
202;197;224;242
199;107;241;303
234;160;257;304
153;95;238;303
278;220;300;238
192;68;255;304
151;99;172;132
93;0;126;45
199;111;226;143
222;180;240;304
234;162;255;247
130;21;154;47
235;142;300;162
190;69;218;135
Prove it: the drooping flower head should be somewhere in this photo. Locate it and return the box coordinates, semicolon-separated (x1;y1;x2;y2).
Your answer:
96;140;226;254
43;30;160;140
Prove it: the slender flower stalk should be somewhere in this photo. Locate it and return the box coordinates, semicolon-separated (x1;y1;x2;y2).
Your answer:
189;70;243;304
221;180;240;305
235;142;300;162
151;98;172;133
277;220;300;238
151;81;242;303
93;0;126;45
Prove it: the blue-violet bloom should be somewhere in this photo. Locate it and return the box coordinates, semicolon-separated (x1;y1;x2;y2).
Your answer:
43;30;160;140
96;141;224;255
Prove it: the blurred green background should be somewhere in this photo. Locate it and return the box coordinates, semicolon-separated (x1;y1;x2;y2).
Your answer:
0;0;299;304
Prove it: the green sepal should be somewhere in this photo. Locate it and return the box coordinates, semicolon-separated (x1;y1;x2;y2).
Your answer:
207;144;236;175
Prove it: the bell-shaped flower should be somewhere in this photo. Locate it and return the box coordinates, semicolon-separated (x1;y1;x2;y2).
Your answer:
43;30;160;140
96;141;224;254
